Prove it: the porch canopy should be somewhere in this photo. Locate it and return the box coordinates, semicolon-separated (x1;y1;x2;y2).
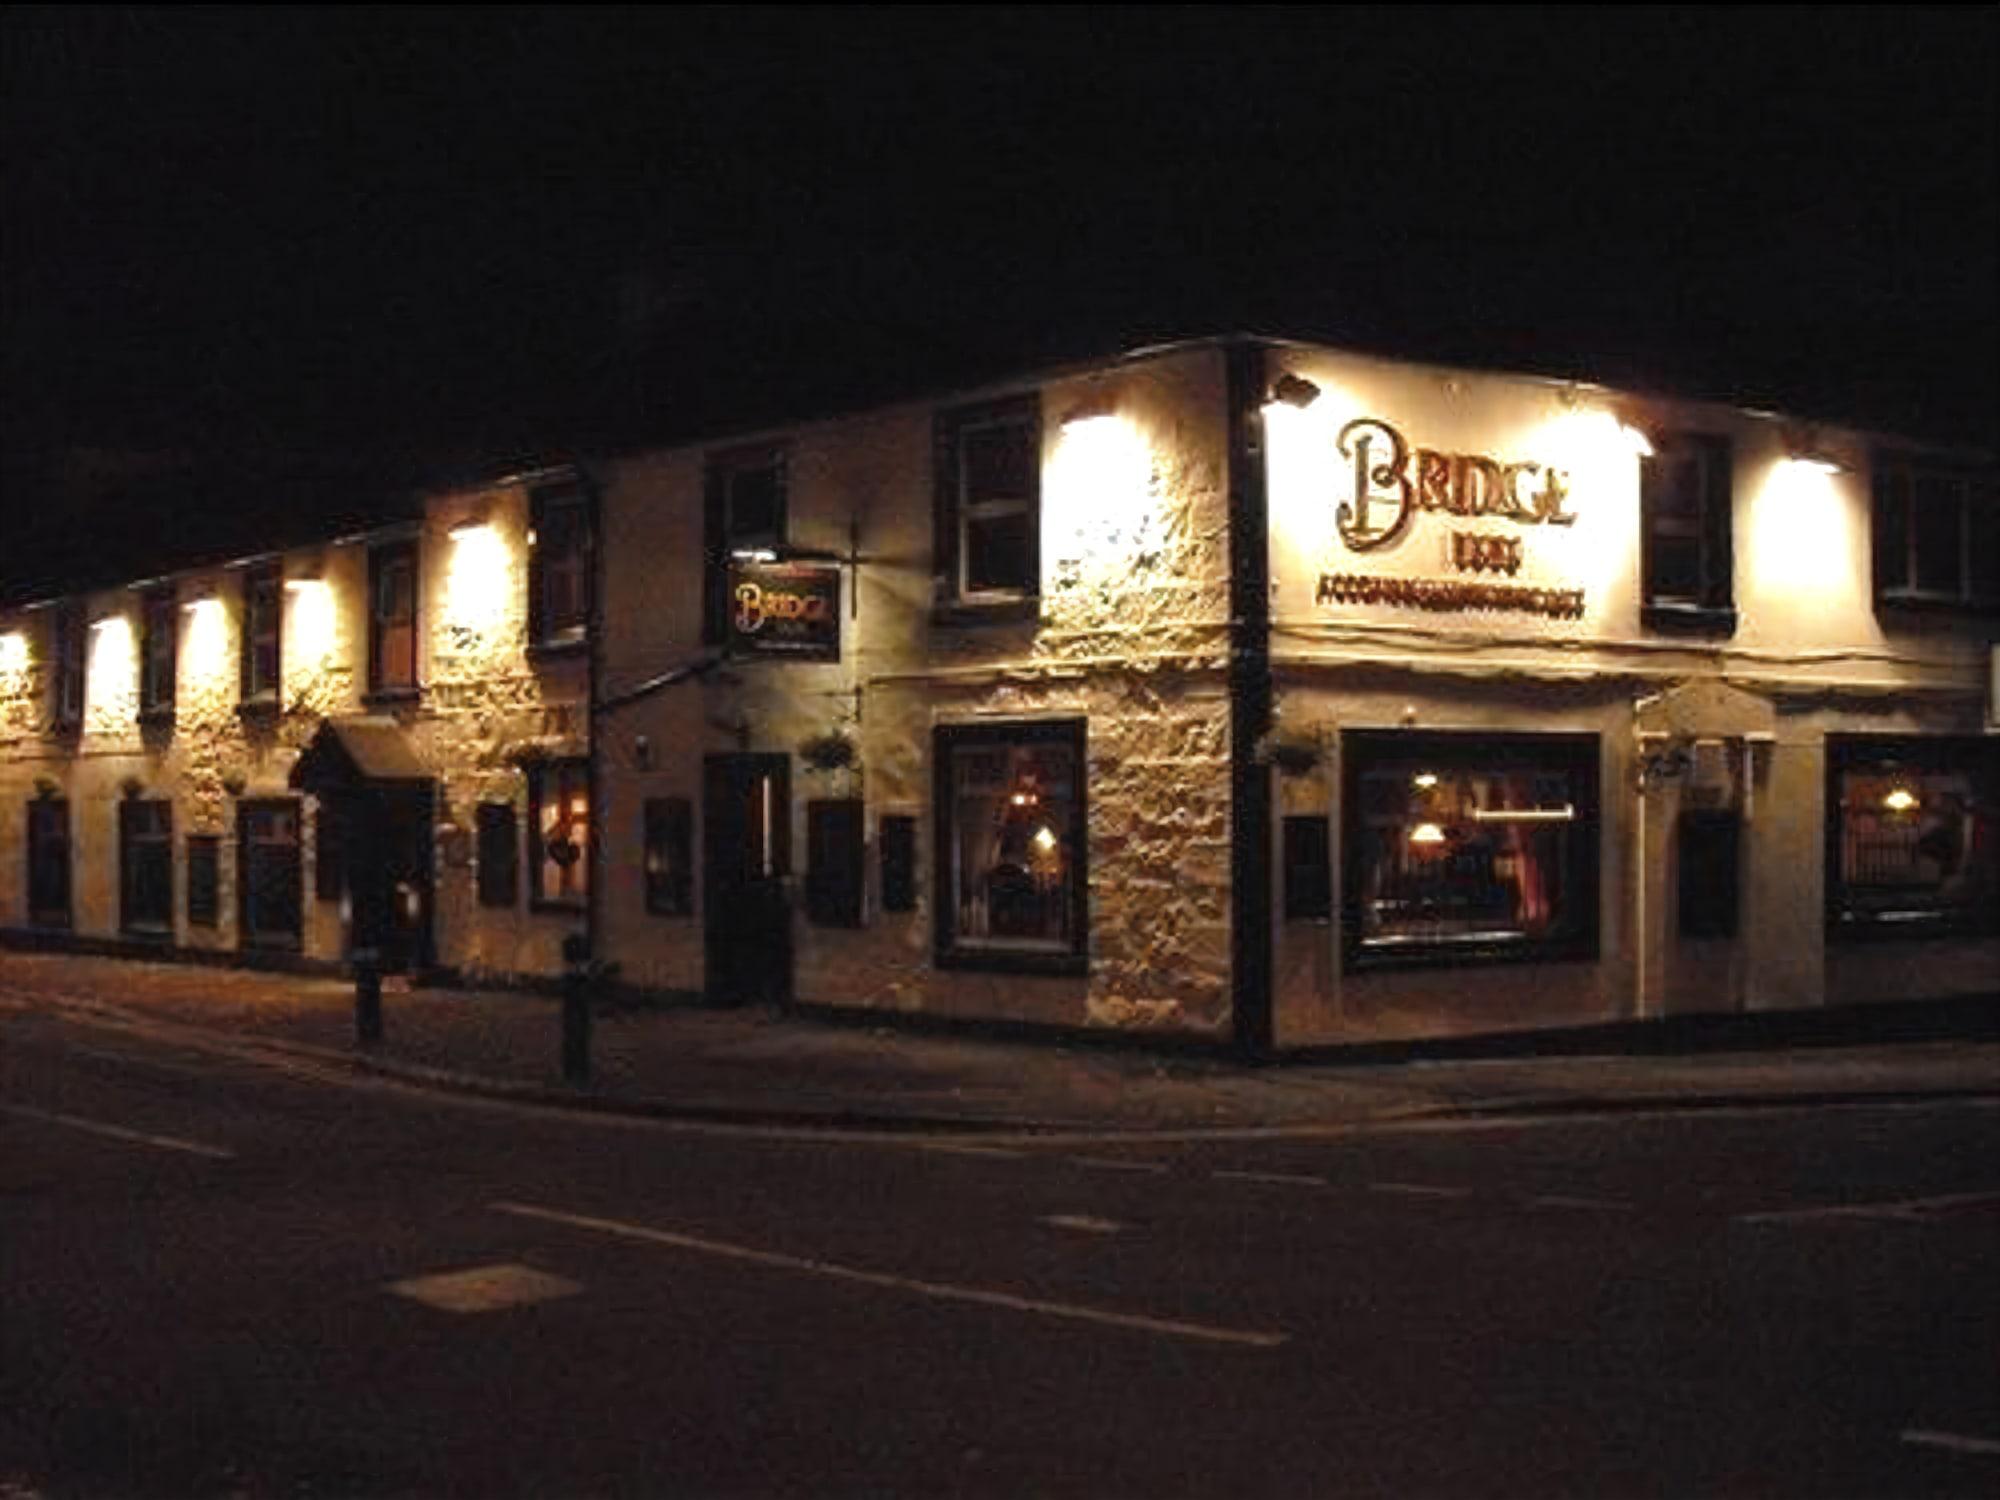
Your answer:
288;716;431;794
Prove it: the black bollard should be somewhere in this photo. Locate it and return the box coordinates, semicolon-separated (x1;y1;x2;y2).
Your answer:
353;947;383;1048
561;932;591;1086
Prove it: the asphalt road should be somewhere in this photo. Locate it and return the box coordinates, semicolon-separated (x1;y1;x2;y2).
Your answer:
3;1005;1997;1498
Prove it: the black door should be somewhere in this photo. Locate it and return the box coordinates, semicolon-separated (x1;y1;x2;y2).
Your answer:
341;784;436;975
704;753;793;1005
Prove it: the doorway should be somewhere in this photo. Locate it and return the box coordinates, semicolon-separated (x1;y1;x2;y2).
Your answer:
704;753;793;1006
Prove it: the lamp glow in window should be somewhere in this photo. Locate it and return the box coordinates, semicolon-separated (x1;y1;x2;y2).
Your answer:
1882;787;1919;814
1834;757;1994;931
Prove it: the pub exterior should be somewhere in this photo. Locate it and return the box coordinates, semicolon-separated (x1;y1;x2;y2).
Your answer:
3;334;1995;1050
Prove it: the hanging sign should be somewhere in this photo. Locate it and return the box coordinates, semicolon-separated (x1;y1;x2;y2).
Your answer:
729;561;841;660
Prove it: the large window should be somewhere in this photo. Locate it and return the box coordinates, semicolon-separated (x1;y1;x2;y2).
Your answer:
368;540;420;696
527;759;589;910
1343;731;1599;970
1640;431;1734;632
934;720;1086;972
1872;457;1999;611
120;799;174;936
935;398;1040;610
26;798;71;929
1827;736;1998;940
139;586;177;722
702;445;789;643
238;798;302;949
529;481;593;651
240;563;283;709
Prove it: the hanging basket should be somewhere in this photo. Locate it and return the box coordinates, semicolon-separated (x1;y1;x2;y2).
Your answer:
799;729;858;773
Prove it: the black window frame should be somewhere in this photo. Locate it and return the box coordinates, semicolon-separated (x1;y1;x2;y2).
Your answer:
49;599;84;733
1639;431;1735;635
237;796;303;951
119;797;174;938
703;444;790;645
138;585;177;723
934;396;1042;619
1341;729;1601;973
933;718;1088;976
367;538;421;699
1825;734;2000;942
1282;814;1333;922
239;562;283;711
1871;454;2000;613
186;833;221;928
529;481;594;654
476;801;520;909
643;796;694;917
526;758;590;913
879;813;918;914
26;797;71;929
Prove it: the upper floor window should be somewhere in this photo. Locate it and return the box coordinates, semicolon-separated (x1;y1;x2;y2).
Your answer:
1640;432;1734;633
703;445;789;644
139;586;177;722
529;482;593;651
240;562;283;709
1872;457;1999;612
1827;736;1998;940
49;600;84;732
934;397;1040;610
368;540;420;696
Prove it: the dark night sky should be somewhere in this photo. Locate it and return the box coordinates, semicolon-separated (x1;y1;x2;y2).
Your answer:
2;6;1993;601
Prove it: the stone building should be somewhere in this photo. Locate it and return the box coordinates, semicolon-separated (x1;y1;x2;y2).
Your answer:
4;335;1996;1048
594;336;1998;1048
0;470;593;982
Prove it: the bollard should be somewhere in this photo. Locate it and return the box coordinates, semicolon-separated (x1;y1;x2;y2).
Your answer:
561;932;592;1086
353;947;383;1048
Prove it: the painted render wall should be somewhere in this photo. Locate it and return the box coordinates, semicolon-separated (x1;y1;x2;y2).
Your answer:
0;480;586;980
597;343;1238;1035
1262;345;1997;1046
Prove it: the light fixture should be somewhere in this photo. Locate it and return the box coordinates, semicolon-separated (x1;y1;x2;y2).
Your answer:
1619;422;1655;457
283;576;326;593
1266;373;1321;410
1784;427;1847;474
180;591;219;613
1032;826;1058;853
1061;389;1118;429
449;513;493;541
1412;772;1439;790
730;547;779;564
89;614;124;632
1882;787;1919;813
1409;822;1447;846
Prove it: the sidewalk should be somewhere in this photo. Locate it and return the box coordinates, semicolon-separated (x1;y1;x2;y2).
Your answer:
4;949;1999;1133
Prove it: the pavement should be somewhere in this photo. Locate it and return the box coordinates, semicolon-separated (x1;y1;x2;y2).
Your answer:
3;948;1999;1134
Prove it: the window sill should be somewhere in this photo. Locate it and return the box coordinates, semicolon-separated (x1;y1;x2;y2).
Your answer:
1873;591;2000;618
530;898;587;916
120;924;173;942
362;687;423;709
527;635;590;663
935;944;1087;978
1826;910;1997;944
931;596;1041;629
236;697;281;721
1640;602;1737;637
1342;934;1598;975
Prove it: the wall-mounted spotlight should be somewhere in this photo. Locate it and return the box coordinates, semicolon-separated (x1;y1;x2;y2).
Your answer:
1266;373;1322;410
730;547;779;564
1061;389;1119;429
449;507;493;541
1783;427;1847;474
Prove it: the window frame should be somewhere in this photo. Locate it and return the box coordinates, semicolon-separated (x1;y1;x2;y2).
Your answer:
934;396;1042;619
932;718;1088;976
1825;734;2000;942
239;562;283;711
119;797;175;938
367;538;421;699
528;481;594;654
49;599;84;733
1871;454;2000;613
526;758;590;913
1639;430;1735;634
1341;729;1602;974
703;444;790;645
26;797;72;930
237;796;303;951
186;833;221;928
643;796;695;917
138;585;177;723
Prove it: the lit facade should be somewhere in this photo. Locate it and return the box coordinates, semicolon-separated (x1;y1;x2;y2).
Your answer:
3;336;1995;1047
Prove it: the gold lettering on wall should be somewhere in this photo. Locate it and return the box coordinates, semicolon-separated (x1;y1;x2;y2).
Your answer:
1334;417;1574;550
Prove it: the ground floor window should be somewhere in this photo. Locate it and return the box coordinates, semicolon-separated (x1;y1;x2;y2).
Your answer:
186;834;220;928
643;796;693;916
1828;736;1998;939
1343;730;1599;969
934;719;1086;972
120;799;174;936
528;760;589;911
238;798;302;949
26;798;70;929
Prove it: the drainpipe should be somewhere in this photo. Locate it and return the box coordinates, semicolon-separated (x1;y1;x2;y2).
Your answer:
583;465;605;986
1226;338;1274;1058
1630;690;1667;1022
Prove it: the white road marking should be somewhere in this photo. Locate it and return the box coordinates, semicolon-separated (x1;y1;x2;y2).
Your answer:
1211;1169;1327;1188
1040;1214;1124;1235
388;1263;582;1314
0;1102;235;1159
493;1200;1287;1349
919;1143;1027;1160
1368;1181;1471;1199
1900;1428;2000;1457
1065;1155;1170;1175
1737;1189;2000;1226
1527;1194;1635;1213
